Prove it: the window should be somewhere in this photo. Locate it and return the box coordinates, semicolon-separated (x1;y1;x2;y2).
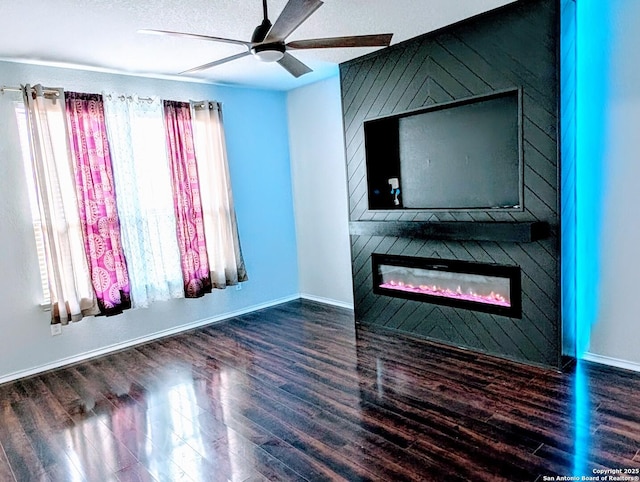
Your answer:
15;101;50;305
103;96;184;307
18;86;247;323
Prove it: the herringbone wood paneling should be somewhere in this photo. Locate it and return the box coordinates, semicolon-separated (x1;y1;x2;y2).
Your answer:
341;0;562;368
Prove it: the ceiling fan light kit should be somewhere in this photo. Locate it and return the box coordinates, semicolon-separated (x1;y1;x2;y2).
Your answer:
140;0;393;78
251;43;286;62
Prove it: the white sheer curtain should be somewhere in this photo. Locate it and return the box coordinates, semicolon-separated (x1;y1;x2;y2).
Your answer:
103;94;184;308
190;101;247;288
23;85;99;323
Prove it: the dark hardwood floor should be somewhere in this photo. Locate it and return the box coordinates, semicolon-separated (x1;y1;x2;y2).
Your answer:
1;299;640;482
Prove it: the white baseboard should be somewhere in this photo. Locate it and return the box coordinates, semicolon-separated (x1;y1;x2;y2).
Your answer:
300;293;354;310
0;295;299;386
15;294;637;386
582;352;640;373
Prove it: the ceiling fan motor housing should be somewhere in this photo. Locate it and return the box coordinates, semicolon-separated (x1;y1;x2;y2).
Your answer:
251;18;273;43
251;42;286;62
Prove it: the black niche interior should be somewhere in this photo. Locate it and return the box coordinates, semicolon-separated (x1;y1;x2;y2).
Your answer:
340;0;563;369
365;89;523;211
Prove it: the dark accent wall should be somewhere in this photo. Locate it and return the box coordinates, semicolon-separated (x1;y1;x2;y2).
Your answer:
340;0;562;368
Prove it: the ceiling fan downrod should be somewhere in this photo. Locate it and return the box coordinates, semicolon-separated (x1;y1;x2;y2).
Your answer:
251;0;273;43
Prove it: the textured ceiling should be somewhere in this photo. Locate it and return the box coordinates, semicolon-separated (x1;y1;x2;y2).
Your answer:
0;0;517;91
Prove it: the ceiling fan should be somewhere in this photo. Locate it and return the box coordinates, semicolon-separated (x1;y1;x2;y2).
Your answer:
139;0;393;78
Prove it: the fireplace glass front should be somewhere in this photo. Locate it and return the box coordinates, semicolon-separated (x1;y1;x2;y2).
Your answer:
372;254;521;318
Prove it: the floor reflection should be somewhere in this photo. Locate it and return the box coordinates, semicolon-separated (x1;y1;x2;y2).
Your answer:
144;377;208;481
53;354;258;481
572;360;591;477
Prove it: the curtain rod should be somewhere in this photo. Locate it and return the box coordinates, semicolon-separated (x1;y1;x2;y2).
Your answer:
0;86;22;93
1;86;150;101
1;85;61;96
192;100;221;110
105;93;155;103
3;86;221;109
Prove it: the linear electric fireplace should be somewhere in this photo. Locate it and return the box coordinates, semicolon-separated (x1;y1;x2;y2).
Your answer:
372;254;522;318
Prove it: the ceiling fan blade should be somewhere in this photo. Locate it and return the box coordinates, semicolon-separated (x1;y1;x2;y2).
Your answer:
277;52;313;78
180;51;251;74
138;29;251;47
287;33;393;50
264;0;323;43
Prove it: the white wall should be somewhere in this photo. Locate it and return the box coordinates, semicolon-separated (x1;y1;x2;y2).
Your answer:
582;1;640;368
287;76;354;308
0;61;299;382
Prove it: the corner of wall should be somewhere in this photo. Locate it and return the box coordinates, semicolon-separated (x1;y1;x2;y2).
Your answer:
286;76;354;307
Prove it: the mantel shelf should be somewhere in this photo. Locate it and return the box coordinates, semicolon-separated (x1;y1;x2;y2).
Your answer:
349;221;549;243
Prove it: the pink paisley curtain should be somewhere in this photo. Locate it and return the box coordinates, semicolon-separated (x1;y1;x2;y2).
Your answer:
65;92;131;315
163;100;212;298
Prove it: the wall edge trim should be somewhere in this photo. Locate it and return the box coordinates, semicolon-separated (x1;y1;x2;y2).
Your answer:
300;293;355;310
582;352;640;373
